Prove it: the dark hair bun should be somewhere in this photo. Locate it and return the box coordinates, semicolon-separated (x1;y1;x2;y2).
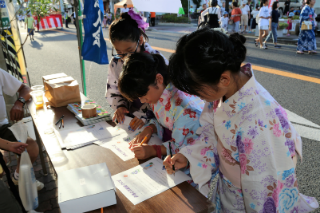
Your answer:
120;12;139;28
109;12;148;43
229;33;246;64
168;28;247;96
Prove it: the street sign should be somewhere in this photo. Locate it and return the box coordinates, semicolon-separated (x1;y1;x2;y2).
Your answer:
132;0;183;13
0;17;9;27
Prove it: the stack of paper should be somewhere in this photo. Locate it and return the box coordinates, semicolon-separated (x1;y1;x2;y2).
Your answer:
55;122;127;149
67;100;111;125
112;158;192;205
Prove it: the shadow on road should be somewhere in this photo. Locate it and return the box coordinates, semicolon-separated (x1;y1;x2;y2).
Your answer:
28;40;43;50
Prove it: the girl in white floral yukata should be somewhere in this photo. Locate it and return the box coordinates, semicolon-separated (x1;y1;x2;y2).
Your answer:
163;28;319;212
106;9;167;131
118;52;204;187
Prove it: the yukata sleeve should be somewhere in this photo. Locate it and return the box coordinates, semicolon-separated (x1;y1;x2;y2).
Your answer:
105;61;129;111
146;117;164;141
180;123;219;196
162;106;202;156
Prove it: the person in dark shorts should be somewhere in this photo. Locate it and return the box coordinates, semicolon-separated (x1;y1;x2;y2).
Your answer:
0;68;44;191
25;13;35;41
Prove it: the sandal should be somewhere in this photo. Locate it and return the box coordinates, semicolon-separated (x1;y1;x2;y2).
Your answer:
308;51;317;54
254;41;258;47
296;51;304;54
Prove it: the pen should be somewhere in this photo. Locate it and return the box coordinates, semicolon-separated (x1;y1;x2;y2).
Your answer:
169;142;175;176
61;119;64;128
55;115;64;125
59;121;62;129
139;134;149;146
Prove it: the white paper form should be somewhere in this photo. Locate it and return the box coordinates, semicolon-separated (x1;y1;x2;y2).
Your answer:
95;133;163;161
112;158;192;205
55;121;127;149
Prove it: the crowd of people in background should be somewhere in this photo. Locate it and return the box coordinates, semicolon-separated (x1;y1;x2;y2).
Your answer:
196;0;317;54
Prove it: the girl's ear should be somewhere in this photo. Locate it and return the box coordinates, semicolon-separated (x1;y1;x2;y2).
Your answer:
156;73;164;85
219;72;231;87
139;35;144;45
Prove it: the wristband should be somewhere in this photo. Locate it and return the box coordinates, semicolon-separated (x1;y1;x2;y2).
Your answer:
145;125;154;134
152;145;162;159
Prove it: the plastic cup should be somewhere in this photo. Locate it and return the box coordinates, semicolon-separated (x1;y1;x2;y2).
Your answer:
30;90;44;109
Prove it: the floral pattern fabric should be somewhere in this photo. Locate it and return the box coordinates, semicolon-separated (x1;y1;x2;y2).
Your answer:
297;5;317;52
179;63;319;212
148;83;205;156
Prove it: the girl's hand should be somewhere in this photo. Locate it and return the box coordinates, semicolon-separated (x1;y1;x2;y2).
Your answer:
163;153;188;175
8;142;28;155
128;127;152;149
132;144;156;160
112;107;129;124
129;117;145;131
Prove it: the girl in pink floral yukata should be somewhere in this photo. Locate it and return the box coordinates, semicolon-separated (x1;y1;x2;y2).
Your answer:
118;52;205;187
163;28;319;212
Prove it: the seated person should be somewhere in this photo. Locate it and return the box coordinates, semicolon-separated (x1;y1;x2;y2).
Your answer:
0;68;44;190
118;53;205;186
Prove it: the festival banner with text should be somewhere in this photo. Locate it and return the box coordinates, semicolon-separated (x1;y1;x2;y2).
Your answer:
82;0;109;64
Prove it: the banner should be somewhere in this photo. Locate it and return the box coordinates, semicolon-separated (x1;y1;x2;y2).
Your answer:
33;14;63;30
131;0;182;13
82;0;109;65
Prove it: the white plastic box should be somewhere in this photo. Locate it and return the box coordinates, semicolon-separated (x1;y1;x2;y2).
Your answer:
58;163;116;213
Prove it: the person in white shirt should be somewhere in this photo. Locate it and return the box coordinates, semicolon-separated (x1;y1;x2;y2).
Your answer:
0;68;44;191
219;11;229;32
240;1;250;33
121;4;130;15
255;0;271;49
200;0;221;29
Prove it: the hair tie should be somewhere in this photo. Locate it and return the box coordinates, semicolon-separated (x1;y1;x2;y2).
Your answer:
128;9;149;32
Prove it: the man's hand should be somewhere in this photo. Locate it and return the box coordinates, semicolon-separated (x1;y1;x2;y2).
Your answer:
112;107;129;124
10;101;24;121
129;117;145;131
132;144;156;160
163;153;188;175
8;142;28;155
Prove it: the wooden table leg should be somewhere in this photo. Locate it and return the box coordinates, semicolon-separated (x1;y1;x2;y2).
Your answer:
33;121;48;176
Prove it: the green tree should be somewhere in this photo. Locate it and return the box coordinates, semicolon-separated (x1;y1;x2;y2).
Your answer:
192;0;202;9
28;0;54;30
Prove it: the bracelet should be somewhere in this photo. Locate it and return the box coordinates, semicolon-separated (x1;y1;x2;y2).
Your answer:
145;126;154;134
152;145;162;159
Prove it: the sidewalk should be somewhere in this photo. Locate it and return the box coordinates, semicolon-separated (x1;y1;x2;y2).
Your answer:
0;150;60;213
149;24;320;46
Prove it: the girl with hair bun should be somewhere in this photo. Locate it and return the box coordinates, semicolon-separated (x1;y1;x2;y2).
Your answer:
106;10;168;132
118;52;204;188
163;28;319;212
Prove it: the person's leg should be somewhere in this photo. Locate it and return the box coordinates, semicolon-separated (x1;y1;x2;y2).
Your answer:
15;138;39;173
235;21;239;33
265;30;273;43
259;29;264;46
272;23;278;45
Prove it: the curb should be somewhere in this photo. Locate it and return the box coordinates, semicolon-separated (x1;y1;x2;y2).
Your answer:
158;22;197;27
245;35;320;46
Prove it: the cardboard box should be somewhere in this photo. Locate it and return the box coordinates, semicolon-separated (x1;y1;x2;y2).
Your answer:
58;163;116;213
42;73;68;90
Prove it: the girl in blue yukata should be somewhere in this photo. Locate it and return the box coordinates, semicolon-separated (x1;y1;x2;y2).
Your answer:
162;28;319;212
106;9;168;131
118;52;205;187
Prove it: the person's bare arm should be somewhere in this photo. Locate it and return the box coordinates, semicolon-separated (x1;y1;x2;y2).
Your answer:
10;84;31;121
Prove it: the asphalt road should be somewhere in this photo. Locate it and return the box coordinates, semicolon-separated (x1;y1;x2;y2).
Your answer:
21;24;320;210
